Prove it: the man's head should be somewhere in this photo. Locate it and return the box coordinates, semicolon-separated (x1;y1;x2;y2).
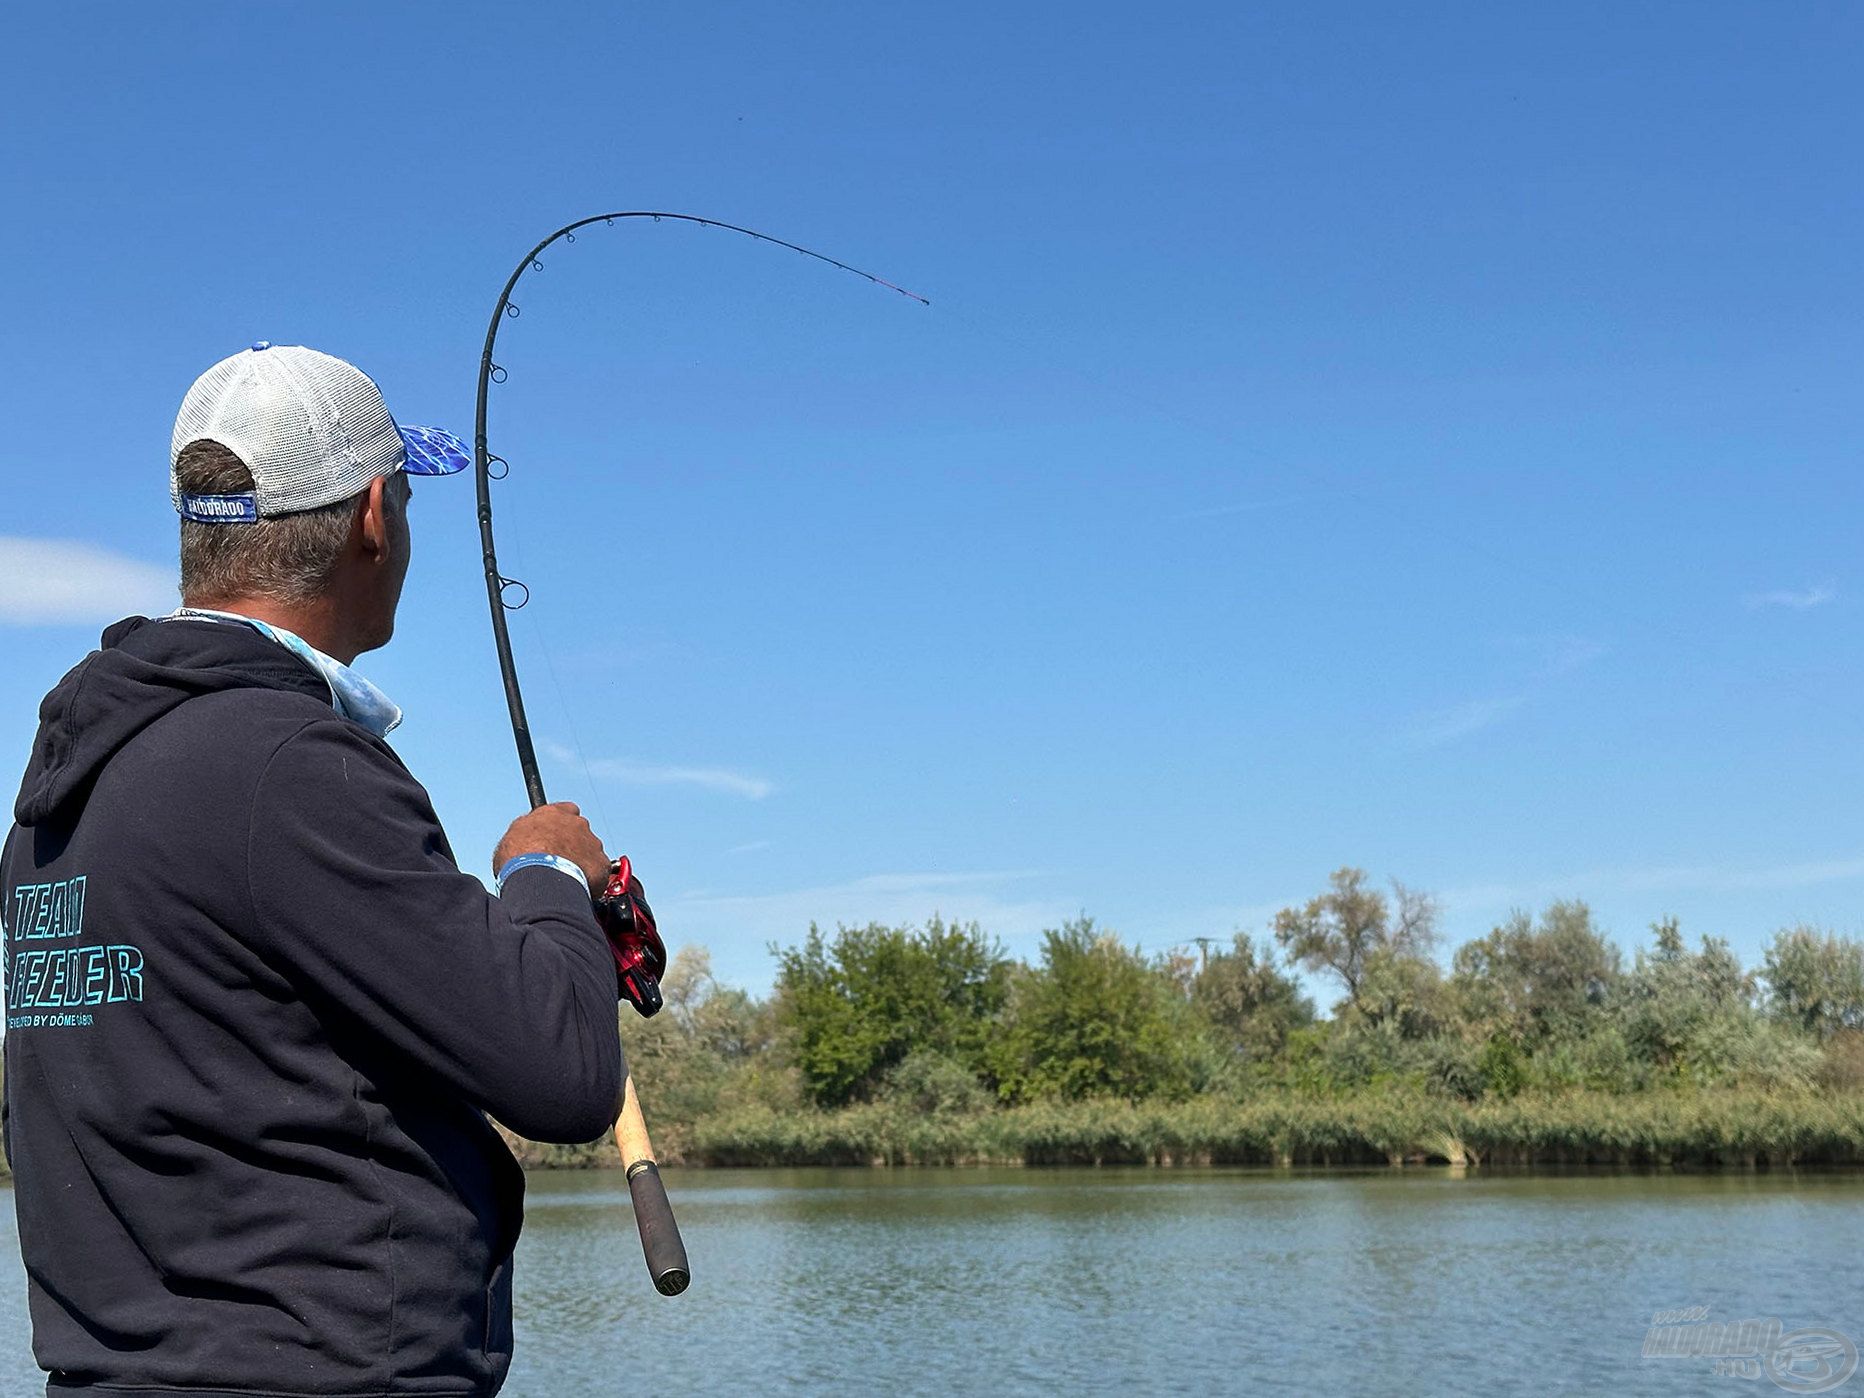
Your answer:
170;344;466;661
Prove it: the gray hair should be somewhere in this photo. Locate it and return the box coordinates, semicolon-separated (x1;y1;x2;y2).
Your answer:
175;439;381;605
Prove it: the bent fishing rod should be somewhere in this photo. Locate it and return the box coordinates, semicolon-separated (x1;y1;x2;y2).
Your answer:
473;210;926;1297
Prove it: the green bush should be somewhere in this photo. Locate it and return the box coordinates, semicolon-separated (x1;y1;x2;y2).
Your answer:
1478;1034;1527;1099
986;918;1209;1103
775;918;1008;1107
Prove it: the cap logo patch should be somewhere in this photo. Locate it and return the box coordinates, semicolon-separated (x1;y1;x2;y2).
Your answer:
178;493;259;524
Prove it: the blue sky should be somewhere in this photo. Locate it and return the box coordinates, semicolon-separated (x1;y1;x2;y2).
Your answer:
3;2;1861;994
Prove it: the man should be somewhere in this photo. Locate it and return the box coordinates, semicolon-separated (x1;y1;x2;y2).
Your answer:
2;343;628;1396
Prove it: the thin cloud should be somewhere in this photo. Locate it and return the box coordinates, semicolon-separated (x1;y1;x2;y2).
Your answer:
1407;695;1525;748
0;537;174;625
724;839;773;855
586;758;775;800
1397;637;1602;753
543;741;774;800
1170;500;1281;521
1745;582;1835;612
1538;635;1608;676
1444;852;1864;912
1622;855;1864;895
1145;897;1299;946
665;868;1068;950
1168;494;1322;522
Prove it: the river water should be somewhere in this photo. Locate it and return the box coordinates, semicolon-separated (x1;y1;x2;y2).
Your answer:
2;1168;1860;1395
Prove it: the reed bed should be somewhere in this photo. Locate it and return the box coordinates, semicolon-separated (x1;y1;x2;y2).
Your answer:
666;1091;1864;1170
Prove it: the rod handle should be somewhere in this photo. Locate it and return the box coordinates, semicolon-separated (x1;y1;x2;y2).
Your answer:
616;1073;690;1296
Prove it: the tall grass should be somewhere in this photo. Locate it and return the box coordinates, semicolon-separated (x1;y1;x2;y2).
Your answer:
662;1091;1864;1170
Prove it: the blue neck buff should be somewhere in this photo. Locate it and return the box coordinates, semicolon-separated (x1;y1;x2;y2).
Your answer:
168;608;403;738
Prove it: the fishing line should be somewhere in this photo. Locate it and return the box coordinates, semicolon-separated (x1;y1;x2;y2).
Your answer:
924;292;1668;632
519;590;617;840
476;211;927;808
473;211;923;1299
484;455;614;832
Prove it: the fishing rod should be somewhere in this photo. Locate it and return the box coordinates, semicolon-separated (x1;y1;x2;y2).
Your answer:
472;210;926;1297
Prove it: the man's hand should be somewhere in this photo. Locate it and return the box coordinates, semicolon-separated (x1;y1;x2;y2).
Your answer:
493;802;610;894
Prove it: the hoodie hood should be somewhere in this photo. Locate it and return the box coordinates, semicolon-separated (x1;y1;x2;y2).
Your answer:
13;616;331;825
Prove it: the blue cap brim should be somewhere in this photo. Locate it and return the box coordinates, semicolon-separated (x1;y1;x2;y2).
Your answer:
399;425;471;476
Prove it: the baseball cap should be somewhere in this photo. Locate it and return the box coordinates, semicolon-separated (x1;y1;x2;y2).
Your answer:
171;342;469;524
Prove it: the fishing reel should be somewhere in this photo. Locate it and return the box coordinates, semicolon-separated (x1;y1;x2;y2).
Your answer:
595;855;666;1017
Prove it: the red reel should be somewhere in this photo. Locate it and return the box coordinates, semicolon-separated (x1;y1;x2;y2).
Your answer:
596;855;666;1017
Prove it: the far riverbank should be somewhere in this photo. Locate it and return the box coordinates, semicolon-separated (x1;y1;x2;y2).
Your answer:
501;1088;1864;1170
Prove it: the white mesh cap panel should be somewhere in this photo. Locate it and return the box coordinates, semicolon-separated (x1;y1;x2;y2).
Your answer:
170;345;407;515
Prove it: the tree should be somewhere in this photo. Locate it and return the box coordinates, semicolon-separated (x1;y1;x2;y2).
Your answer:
989;917;1205;1102
626;946;785;1138
1761;926;1864;1040
774;917;1008;1107
1451;900;1620;1047
1190;934;1314;1062
660;945;770;1059
1355;946;1449;1039
1616;918;1763;1083
1273;868;1442;1031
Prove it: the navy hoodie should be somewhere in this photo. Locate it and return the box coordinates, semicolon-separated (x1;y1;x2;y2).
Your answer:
1;617;624;1397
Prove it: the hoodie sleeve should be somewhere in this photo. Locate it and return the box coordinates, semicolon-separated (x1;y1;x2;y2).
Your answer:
245;718;624;1143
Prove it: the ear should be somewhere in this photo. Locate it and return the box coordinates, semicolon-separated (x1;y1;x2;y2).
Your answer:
358;477;392;562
